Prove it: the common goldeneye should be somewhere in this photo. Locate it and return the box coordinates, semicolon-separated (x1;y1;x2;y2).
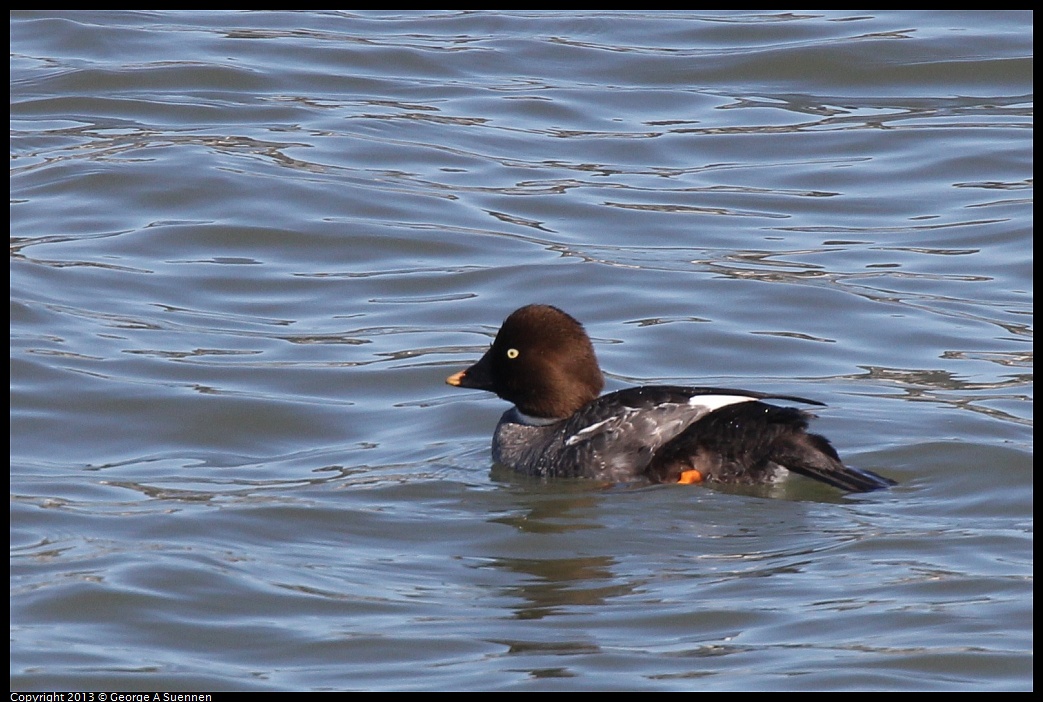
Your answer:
446;304;894;492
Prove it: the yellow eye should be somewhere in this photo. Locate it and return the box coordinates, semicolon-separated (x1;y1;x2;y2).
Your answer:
506;348;519;359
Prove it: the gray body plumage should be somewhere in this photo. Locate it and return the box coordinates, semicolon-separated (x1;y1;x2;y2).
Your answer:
492;386;811;482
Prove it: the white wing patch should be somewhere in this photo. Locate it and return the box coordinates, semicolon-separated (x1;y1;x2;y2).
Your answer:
688;394;756;412
564;414;631;446
563;394;758;448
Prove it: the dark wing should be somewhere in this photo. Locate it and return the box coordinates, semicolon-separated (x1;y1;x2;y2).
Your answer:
645;399;896;492
556;386;777;481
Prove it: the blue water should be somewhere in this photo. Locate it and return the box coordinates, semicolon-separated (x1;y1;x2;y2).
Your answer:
10;11;1032;691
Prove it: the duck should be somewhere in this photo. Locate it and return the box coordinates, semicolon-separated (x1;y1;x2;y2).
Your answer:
446;304;894;492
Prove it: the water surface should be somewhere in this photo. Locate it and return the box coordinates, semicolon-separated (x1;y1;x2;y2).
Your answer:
10;10;1033;691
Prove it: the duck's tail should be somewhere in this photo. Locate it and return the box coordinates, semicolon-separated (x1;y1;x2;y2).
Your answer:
647;402;895;492
773;430;896;492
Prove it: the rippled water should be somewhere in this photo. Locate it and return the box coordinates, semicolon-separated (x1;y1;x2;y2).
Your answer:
11;11;1032;691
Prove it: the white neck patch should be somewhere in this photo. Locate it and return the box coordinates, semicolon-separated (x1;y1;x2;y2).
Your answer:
513;409;562;426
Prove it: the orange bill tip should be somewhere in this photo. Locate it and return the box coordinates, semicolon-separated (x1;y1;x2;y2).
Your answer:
446;370;466;387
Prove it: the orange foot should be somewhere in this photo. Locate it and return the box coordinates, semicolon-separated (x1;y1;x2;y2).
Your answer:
678;469;704;485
